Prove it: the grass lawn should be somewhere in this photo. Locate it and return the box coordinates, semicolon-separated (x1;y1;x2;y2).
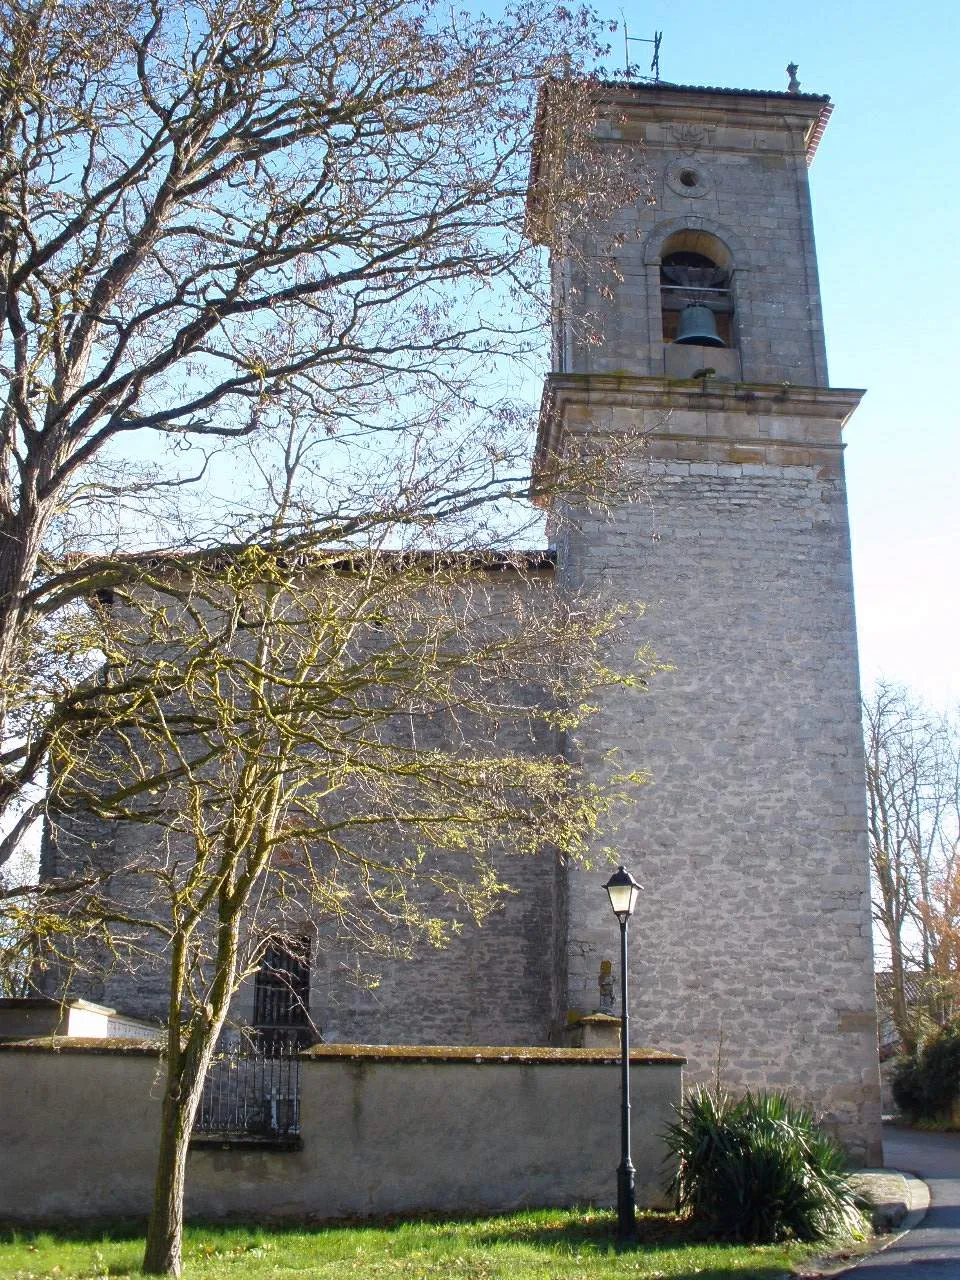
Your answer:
0;1209;837;1280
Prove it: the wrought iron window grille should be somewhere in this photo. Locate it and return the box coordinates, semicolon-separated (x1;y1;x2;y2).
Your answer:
193;1040;301;1147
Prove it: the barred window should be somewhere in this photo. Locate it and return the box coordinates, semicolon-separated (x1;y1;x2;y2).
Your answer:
253;938;311;1033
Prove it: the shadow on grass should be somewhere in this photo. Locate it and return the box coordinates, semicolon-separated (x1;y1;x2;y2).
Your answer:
0;1210;814;1280
457;1209;686;1250
0;1210;721;1251
459;1211;793;1248
0;1219;147;1245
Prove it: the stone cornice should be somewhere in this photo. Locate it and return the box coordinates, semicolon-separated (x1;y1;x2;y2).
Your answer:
595;82;832;155
536;374;865;474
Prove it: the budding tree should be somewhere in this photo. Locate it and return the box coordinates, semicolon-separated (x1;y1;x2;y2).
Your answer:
46;545;655;1272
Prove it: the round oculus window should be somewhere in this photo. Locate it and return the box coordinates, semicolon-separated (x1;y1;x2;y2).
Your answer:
665;158;715;199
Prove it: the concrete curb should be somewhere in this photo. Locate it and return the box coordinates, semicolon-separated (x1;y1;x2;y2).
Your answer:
794;1168;930;1276
893;1170;931;1231
852;1166;930;1233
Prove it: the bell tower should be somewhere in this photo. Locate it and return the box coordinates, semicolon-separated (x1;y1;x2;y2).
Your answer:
535;81;882;1160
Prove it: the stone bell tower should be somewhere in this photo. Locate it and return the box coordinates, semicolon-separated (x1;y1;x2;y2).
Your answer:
533;81;882;1160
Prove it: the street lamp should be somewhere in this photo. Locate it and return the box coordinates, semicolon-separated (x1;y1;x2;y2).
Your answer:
604;865;642;1243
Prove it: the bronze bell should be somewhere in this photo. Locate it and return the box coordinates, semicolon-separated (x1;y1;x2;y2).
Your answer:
674;303;725;347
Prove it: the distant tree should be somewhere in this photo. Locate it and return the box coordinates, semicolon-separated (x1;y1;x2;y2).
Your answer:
916;876;960;1018
864;682;960;1052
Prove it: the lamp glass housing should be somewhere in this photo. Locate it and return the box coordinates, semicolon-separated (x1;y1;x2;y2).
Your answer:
604;866;642;921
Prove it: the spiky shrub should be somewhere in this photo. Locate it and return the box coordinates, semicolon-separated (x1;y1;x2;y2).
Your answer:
663;1087;863;1243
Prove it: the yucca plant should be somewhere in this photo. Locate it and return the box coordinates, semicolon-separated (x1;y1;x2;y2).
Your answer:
663;1087;865;1243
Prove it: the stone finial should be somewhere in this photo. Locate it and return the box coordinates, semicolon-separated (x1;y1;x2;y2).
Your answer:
786;63;800;94
598;959;615;1013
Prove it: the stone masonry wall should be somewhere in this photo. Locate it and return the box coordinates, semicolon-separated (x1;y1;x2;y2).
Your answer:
41;832;566;1049
41;570;568;1049
554;87;830;387
550;380;882;1162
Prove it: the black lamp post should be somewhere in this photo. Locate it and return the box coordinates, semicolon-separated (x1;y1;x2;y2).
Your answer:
603;864;642;1243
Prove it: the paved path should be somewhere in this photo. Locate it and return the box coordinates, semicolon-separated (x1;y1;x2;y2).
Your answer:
851;1126;960;1276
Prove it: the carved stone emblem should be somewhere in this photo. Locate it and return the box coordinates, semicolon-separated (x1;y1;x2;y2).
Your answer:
670;123;713;153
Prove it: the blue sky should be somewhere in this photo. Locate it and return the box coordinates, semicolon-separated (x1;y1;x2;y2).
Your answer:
598;0;959;708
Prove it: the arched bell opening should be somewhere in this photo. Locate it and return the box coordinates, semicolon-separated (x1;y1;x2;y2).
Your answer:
660;243;734;348
656;230;740;378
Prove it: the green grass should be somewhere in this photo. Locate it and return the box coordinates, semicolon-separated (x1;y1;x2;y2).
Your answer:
0;1209;832;1280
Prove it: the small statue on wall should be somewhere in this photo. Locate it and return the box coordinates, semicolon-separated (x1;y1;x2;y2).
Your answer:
598;959;615;1013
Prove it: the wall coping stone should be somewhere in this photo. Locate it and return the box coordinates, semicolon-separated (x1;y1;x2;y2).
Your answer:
0;1037;685;1064
0;1035;163;1053
301;1042;684;1065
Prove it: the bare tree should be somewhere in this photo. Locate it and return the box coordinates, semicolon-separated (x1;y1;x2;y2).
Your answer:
0;0;644;874
865;682;960;1051
915;723;960;1025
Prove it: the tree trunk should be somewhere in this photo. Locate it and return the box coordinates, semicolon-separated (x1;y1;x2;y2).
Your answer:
890;942;916;1056
143;922;240;1276
142;1089;192;1276
0;494;55;816
0;504;46;679
142;1040;211;1277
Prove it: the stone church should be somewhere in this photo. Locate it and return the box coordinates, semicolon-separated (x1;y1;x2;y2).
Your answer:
42;77;883;1161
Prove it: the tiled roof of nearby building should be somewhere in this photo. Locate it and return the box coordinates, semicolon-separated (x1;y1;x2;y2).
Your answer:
71;546;558;598
876;970;944;1007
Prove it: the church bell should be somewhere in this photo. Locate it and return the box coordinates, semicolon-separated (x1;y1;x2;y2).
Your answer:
674;303;725;347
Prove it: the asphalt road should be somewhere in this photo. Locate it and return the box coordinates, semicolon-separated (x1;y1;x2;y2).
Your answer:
851;1127;960;1277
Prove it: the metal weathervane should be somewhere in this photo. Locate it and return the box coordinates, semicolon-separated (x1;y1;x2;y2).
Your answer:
620;16;662;82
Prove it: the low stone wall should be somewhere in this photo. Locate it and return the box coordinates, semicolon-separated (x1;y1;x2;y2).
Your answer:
0;1041;683;1224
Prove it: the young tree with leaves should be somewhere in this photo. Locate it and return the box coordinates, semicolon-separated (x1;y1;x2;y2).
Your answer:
43;546;656;1274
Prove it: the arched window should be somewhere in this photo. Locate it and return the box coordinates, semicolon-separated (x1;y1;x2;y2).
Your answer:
659;232;734;349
